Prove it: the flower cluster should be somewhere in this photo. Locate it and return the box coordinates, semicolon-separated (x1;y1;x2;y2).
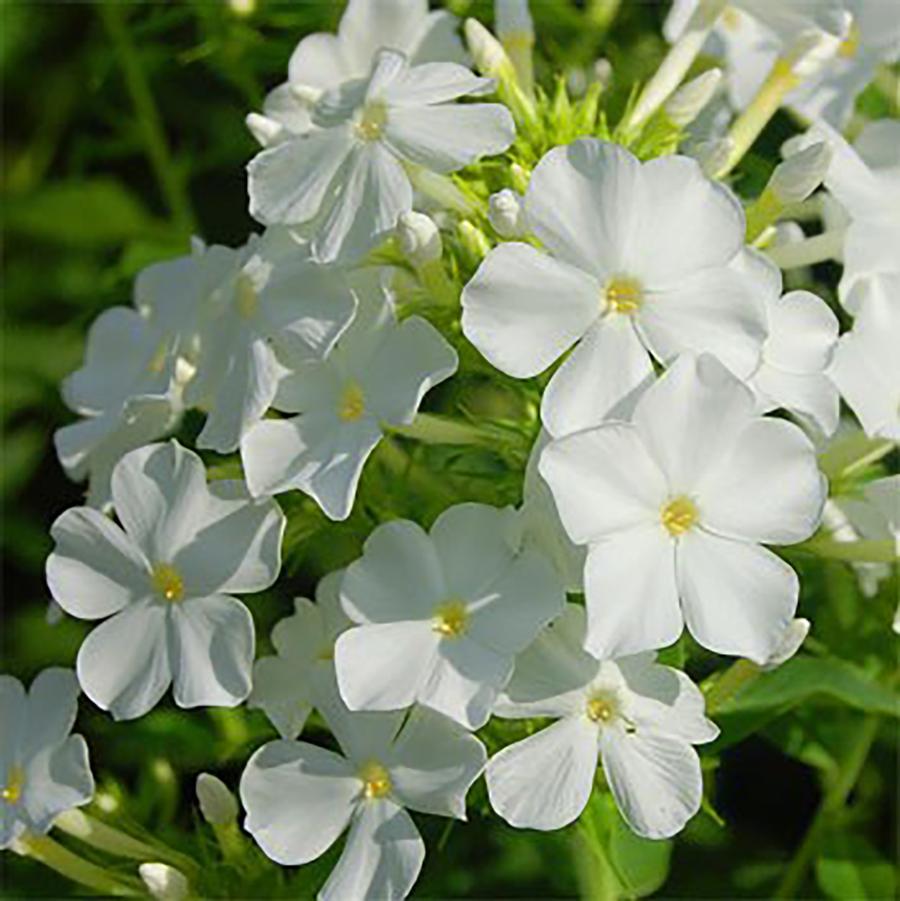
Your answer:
7;0;898;899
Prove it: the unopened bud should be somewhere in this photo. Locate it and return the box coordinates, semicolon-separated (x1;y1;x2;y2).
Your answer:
760;618;810;671
196;773;238;826
465;18;514;81
396;211;443;268
245;113;284;148
289;83;324;107
664;68;722;127
769;142;831;204
510;162;530;195
228;0;255;16
782;19;849;80
496;0;533;43
695;138;733;177
139;863;189;901
458;220;492;260
488;189;527;238
593;58;613;91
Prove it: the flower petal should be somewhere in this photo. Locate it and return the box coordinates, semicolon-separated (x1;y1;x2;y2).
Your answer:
76;600;171;721
46;507;149;620
381;62;492;106
240;739;357;866
486;716;599;830
601;729;702;839
22;737;94;834
541;316;655;438
21;668;80;760
461;242;600;379
538;424;666;544
697;419;826;545
582;526;683;660
169;594;255;709
677;530;798;664
763;290;839;373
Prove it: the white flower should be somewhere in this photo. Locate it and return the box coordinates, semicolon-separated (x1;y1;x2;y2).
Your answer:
247;0;466;146
742;250;840;436
240;281;458;521
184;229;357;453
45;441;285;720
196;773;239;826
760;617;810;670
1;668;94;848
334;502;566;729
240;687;485;901
830;281;900;441
461;139;768;438
486;604;718;839
539;353;826;664
247;49;515;263
248;570;350;739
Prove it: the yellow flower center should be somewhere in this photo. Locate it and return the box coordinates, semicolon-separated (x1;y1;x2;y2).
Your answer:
1;766;24;805
661;496;699;537
604;276;643;314
151;562;184;602
358;761;392;800
235;274;259;319
316;644;334;661
337;382;366;422
721;6;742;31
432;599;469;639
355;101;388;142
838;21;860;58
586;692;620;724
147;342;168;375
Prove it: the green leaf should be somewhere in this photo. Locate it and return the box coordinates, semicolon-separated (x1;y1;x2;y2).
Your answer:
816;832;897;900
4;179;162;247
608;813;673;897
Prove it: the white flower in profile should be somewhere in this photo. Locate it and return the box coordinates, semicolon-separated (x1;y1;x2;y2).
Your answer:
248;570;351;739
830;282;900;442
240;685;485;901
461;138;768;438
539;353;826;664
185;228;357;453
45;441;285;721
246;0;465;146
334;503;566;729
486;604;718;839
743;250;840;435
240;281;457;521
247;49;515;263
1;668;94;848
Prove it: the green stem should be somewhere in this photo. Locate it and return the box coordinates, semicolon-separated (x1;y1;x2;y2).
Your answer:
795;536;897;564
388;413;498;447
14;832;141;896
98;3;194;233
574;823;620;901
704;659;761;713
773;715;881;898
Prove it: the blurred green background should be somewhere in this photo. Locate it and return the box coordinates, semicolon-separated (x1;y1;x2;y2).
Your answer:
1;1;897;898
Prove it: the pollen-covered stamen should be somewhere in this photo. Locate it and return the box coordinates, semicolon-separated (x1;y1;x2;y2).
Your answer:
151;562;185;602
355;101;388;142
585;691;620;725
838;21;860;58
1;766;24;804
432;599;469;639
358;760;392;800
235;274;259;320
337;382;366;422
604;276;643;314
661;495;699;537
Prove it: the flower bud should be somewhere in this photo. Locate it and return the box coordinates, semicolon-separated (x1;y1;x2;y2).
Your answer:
458;220;492;260
664;68;722;127
769;142;831;204
196;773;238;826
139;863;189;901
495;0;533;44
245;113;284;148
694;137;733;177
289;83;324;107
593;58;613;91
510;163;531;196
228;0;255;16
488;189;527;238
465;18;514;82
760;618;810;671
782;18;850;80
396;211;443;268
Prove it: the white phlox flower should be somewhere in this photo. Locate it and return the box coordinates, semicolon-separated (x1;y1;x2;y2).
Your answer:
665;0;869;124
830;281;900;441
240;685;485;901
45;440;285;720
788;119;900;315
334;502;566;729
184;228;357;453
247;49;515;263
539;353;827;664
248;570;351;739
486;604;718;839
739;251;840;436
461;138;769;438
246;0;466;146
1;668;94;848
240;280;458;521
